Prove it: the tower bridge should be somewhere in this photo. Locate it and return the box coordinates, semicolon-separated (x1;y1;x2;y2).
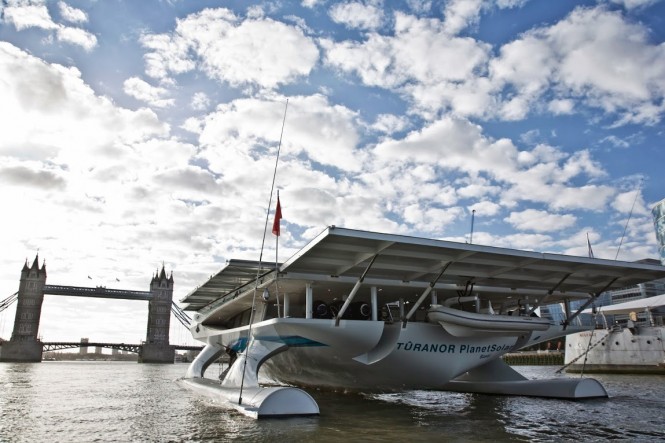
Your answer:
0;256;200;363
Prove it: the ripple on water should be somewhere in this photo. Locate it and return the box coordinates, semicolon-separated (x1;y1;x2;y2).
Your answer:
1;363;664;442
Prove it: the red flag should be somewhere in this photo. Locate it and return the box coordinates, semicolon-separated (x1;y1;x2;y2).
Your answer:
272;196;282;236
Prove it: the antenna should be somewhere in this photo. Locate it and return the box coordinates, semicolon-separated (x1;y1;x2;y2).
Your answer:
469;209;476;244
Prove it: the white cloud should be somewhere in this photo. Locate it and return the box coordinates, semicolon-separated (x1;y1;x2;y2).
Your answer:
374;115;615;213
123;77;175;108
195;94;364;173
58;1;88;24
611;190;647;215
403;204;465;232
323;6;665;125
301;0;324;8
457;177;501;200
505;209;577;232
491;6;665;125
322;11;496;119
607;0;662;9
548;99;574;115
600;135;630;149
0;42;167;165
371;113;409;134
458;231;556;251
190;92;210;111
442;0;483;35
0;42;228;329
468;200;502;216
0;159;67;190
374;117;518;178
406;0;433;14
141;8;319;89
4;1;97;50
3;3;58;31
323;12;490;88
329;1;385;31
55;25;97;51
490;34;556;119
496;0;529;7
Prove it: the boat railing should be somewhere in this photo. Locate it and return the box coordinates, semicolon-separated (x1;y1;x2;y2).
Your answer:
652;314;664;327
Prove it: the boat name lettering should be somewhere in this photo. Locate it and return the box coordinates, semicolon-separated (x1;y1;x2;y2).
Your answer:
396;342;456;353
459;344;512;354
396;342;511;354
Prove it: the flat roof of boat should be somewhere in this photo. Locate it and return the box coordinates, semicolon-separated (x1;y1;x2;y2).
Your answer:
182;226;665;311
181;259;279;310
582;293;665;315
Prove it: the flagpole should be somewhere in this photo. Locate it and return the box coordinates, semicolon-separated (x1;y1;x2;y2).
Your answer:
275;190;281;318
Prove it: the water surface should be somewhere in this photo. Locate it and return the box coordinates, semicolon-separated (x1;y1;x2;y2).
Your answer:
1;362;663;442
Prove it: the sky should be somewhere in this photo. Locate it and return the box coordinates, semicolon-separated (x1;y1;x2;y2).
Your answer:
1;0;664;345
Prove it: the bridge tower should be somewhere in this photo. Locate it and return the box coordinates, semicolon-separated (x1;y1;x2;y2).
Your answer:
139;265;175;363
0;256;47;362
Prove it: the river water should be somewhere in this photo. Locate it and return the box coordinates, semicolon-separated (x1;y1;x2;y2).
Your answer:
1;362;664;442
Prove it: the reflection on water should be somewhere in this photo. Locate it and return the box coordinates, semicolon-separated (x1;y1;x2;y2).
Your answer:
1;362;664;442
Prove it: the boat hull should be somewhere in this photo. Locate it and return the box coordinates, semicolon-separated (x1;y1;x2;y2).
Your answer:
196;317;575;391
565;326;665;374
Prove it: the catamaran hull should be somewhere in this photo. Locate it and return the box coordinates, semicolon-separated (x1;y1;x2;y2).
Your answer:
192;317;578;391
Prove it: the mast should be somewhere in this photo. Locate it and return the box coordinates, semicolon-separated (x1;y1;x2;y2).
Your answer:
239;99;289;405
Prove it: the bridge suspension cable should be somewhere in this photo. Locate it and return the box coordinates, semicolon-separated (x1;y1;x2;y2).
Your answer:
0;292;18;313
171;301;191;328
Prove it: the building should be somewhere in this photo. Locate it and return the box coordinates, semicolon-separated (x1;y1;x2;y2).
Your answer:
653;198;665;265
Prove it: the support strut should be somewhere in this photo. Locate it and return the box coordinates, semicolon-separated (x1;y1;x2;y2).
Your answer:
335;254;379;326
404;262;452;326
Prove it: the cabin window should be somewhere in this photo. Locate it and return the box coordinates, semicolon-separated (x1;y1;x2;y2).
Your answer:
226;308;253;328
264;303;279;320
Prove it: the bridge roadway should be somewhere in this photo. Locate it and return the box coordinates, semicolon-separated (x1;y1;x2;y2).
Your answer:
39;285;193;328
43;285;152;300
42;342;203;354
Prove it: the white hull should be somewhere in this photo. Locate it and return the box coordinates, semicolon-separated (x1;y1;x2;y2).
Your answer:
565;326;665;374
192;316;581;391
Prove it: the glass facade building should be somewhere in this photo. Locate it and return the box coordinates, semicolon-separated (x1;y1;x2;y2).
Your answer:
653;198;665;265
